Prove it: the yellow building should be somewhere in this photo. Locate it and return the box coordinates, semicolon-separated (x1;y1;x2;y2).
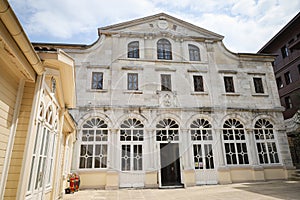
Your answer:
0;0;76;199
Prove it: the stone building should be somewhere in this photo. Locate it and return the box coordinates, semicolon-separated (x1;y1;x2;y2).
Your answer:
258;12;300;168
0;0;76;199
37;13;294;189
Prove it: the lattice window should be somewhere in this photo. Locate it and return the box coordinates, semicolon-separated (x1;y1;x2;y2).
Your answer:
128;41;139;58
157;39;172;60
190;119;214;170
222;119;249;165
156;118;179;142
190;119;212;141
91;72;103;89
128;73;138;90
193;144;214;169
254;119;279;164
120;118;144;171
188;44;200;61
79;118;108;169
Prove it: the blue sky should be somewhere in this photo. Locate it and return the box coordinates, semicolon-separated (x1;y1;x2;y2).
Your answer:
8;0;300;53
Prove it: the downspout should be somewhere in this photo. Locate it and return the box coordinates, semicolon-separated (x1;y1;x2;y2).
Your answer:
0;79;25;200
0;0;44;75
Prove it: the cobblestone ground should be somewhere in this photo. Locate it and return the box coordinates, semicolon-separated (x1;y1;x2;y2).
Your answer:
63;180;300;200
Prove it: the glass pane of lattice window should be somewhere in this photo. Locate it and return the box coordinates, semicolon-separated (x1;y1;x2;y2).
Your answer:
193;144;203;169
133;145;143;170
121;145;131;171
204;144;214;169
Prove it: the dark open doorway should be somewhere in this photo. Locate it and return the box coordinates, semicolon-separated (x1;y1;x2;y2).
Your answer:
160;143;182;186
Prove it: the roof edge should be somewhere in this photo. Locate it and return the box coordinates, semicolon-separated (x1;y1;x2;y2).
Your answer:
258;11;300;53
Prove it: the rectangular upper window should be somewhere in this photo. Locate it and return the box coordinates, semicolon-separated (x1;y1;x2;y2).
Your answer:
284;71;292;85
224;76;235;93
276;77;283;89
193;75;204;92
285;96;293;109
161;74;172;91
253;77;264;93
281;45;289;58
128;73;138;90
91;72;103;89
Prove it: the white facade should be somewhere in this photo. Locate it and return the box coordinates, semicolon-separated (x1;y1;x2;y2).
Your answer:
60;13;293;188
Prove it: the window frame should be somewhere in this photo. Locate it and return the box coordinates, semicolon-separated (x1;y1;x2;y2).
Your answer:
284;96;293;109
254;119;280;165
91;72;104;90
281;45;289;58
276;77;283;89
79;118;108;169
188;44;201;61
253;77;264;94
161;74;172;91
193;75;204;92
223;76;235;93
222;119;249;165
157;39;172;60
120;118;144;171
190;119;214;170
128;41;139;58
127;73;139;90
284;71;292;85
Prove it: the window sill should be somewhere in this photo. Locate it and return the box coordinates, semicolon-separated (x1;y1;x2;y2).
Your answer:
123;90;143;94
252;93;269;97
191;92;208;95
156;90;177;95
222;93;240;96
77;168;108;173
87;89;108;93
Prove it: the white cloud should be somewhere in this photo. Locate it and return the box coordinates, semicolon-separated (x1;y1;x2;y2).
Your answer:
8;0;300;52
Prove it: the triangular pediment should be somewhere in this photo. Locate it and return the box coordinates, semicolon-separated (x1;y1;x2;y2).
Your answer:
98;13;224;41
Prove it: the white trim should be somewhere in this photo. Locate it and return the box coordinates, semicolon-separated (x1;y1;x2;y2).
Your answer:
17;75;44;200
0;79;25;200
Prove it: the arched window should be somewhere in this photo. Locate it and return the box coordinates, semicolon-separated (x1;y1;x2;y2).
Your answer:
156;118;179;141
157;39;172;60
27;101;58;194
188;44;200;61
190;119;214;169
128;41;139;58
120;118;144;171
79;118;108;169
222;119;249;165
254;119;279;164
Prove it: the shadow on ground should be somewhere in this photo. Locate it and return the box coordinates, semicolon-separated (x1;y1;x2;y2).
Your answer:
233;180;300;200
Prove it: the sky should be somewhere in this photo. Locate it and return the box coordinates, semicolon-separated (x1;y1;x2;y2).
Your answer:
8;0;300;53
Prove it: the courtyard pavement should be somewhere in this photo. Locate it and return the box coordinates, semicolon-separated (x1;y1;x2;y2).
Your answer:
63;180;300;200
